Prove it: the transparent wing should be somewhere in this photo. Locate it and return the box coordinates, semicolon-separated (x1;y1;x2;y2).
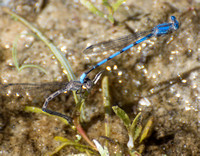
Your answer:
83;31;150;54
0;82;69;97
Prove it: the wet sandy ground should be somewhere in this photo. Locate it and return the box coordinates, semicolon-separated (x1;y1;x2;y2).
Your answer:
0;0;200;155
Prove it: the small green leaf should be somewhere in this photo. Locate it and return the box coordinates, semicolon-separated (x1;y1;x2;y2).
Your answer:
54;136;69;142
127;112;142;150
133;124;142;142
130;112;142;136
112;106;131;129
139;116;154;143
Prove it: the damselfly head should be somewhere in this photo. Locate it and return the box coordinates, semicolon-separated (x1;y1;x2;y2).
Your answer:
171;16;179;30
82;78;93;91
81;71;104;91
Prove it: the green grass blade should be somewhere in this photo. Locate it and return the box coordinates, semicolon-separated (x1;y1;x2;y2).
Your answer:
18;64;47;74
12;34;21;71
102;76;111;144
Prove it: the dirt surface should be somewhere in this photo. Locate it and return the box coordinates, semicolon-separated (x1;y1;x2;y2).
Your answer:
0;0;200;155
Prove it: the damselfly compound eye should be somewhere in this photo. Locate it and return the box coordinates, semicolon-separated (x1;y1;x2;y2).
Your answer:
82;85;87;90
